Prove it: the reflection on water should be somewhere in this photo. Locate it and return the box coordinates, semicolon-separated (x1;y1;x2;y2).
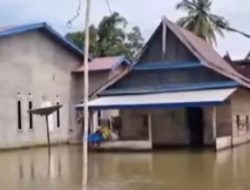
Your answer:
1;145;250;190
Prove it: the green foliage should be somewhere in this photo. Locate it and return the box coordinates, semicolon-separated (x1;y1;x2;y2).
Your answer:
176;0;229;45
66;12;144;60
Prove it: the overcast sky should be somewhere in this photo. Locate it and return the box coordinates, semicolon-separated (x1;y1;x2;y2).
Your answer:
1;0;250;59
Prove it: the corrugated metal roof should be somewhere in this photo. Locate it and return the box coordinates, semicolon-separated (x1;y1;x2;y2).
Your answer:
76;88;236;109
75;56;131;72
0;22;84;58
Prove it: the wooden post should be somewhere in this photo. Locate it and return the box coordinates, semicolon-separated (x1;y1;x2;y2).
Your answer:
83;0;91;188
212;106;217;142
148;113;153;148
45;115;51;155
162;17;167;56
47;146;51;177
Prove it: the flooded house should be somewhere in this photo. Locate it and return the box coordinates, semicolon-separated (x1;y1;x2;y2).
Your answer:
82;17;250;151
0;22;84;149
0;22;129;149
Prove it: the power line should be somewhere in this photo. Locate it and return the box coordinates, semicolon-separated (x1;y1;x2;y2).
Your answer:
185;0;250;39
105;0;112;14
67;0;82;28
67;0;112;28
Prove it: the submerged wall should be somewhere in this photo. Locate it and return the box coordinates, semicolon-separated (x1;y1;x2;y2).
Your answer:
215;88;250;150
231;89;250;146
121;109;189;146
120;104;235;149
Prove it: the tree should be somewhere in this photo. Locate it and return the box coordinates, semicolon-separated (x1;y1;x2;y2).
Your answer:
176;0;229;45
125;26;144;59
66;12;144;60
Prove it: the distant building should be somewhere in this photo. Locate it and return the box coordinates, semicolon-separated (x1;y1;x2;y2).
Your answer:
83;17;250;151
72;56;131;142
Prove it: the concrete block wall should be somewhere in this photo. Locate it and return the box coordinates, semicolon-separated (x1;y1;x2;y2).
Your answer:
121;106;233;148
204;104;232;147
150;109;189;146
120;109;189;146
203;107;213;145
120;110;148;140
0;31;81;148
231;89;250;146
216;104;232;137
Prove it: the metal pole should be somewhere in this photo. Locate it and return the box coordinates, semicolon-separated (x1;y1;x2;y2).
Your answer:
83;0;91;187
212;106;217;142
148;113;153;149
45;116;51;155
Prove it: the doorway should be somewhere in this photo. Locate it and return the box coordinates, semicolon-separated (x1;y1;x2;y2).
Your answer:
186;107;204;148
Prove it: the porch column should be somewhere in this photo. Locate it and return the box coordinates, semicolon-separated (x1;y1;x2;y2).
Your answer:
89;110;94;134
148;113;153;146
212;106;217;141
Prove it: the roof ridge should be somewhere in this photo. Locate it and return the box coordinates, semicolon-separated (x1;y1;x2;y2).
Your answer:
0;22;84;59
94;55;123;59
162;17;250;87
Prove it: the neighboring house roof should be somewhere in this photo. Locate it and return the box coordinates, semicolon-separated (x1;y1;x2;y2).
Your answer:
74;56;131;72
0;22;84;59
223;52;232;63
226;59;250;79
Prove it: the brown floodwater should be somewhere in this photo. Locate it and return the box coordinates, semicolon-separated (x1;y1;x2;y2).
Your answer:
1;144;250;190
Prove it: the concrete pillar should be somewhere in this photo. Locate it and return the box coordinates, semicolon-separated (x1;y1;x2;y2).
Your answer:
89;110;94;134
212;106;217;141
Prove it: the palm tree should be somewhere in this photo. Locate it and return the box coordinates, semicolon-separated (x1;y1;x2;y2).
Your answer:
176;0;229;45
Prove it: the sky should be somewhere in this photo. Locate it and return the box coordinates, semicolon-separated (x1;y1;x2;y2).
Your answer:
1;0;250;59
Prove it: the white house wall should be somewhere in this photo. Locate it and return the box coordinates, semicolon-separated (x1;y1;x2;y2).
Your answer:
0;31;81;148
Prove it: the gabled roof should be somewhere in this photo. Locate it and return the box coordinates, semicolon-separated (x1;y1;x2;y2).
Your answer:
74;56;131;72
93;17;250;97
0;22;84;58
161;17;250;88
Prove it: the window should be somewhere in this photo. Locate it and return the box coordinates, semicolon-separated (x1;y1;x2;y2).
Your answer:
246;116;249;131
56;102;60;128
29;101;33;130
17;100;22;130
236;115;240;129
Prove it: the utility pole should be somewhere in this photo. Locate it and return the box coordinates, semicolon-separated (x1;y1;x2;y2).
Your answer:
83;0;91;188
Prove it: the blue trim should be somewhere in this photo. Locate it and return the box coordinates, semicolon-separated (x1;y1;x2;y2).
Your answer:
111;56;132;70
134;61;202;71
0;22;84;58
102;81;239;96
0;23;45;38
76;101;226;110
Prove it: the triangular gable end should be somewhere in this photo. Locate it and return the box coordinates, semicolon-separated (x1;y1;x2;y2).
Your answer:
137;21;198;65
